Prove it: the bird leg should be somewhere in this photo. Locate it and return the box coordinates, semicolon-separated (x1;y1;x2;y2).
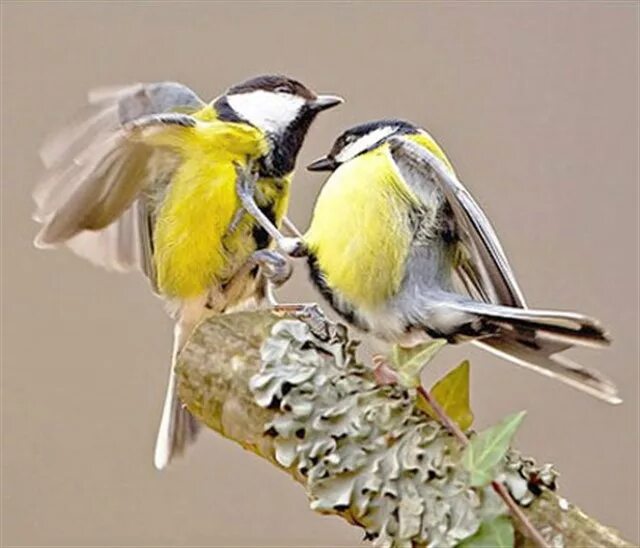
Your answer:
281;216;304;238
250;250;293;287
251;250;292;307
233;162;307;257
222;249;293;306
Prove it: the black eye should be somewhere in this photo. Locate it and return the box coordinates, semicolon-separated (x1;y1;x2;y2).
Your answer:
274;85;292;94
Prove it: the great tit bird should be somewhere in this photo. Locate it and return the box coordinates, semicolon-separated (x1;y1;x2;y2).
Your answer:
33;75;343;469
300;119;619;403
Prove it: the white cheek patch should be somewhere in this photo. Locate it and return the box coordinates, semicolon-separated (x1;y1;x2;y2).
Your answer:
226;90;306;133
335;126;397;163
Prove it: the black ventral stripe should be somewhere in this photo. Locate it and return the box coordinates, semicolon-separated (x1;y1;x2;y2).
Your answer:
306;252;369;332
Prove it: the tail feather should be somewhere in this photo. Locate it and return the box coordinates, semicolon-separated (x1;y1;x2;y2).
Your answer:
154;298;206;470
154;367;201;470
474;337;620;404
459;301;611;349
441;299;619;403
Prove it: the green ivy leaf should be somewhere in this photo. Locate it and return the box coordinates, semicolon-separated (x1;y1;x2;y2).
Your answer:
458;515;514;548
392;339;447;388
418;360;474;431
462;411;526;487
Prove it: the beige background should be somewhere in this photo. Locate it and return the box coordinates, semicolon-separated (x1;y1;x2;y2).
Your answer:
2;2;638;546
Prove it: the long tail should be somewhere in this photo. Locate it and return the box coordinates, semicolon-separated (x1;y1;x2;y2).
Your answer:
154;297;206;470
448;301;620;404
154;363;201;470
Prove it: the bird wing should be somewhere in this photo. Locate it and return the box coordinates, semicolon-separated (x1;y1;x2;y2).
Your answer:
33;82;206;287
387;136;527;308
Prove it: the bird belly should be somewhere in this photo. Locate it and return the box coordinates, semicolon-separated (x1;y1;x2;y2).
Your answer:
305;149;415;315
153;157;288;300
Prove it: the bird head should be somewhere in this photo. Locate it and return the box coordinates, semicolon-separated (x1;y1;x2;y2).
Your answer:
216;75;343;176
307;119;419;172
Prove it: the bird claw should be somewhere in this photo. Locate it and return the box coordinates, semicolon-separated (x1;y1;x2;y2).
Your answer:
272;302;321;318
279;237;308;258
250;250;292;287
228;209;246;234
272;303;329;337
234;160;258;194
229;161;259;234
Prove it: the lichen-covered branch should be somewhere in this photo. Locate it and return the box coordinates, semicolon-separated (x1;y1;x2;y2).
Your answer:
176;311;632;548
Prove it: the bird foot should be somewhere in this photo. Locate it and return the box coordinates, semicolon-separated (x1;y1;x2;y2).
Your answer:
251;250;292;287
278;237;308;258
272;302;322;318
272;303;330;338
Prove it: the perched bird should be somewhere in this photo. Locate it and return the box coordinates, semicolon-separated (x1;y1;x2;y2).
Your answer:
33;75;343;469
300;119;618;403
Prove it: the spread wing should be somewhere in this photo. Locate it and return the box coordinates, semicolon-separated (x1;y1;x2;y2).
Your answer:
33;82;206;287
387;136;527;308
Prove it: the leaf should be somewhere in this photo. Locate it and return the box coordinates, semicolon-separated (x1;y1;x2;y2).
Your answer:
392;339;447;388
418;360;474;431
458;516;514;548
462;411;526;487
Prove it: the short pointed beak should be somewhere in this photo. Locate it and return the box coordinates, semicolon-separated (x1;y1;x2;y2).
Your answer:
310;94;344;112
307;155;338;171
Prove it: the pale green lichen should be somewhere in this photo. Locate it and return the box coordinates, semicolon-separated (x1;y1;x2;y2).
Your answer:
250;319;555;547
176;312;631;548
501;452;558;507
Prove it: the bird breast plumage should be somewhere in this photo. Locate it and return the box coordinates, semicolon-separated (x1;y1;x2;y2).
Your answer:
152;126;289;300
305;147;424;310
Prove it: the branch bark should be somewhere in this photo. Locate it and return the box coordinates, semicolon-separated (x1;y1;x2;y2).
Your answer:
176;310;632;548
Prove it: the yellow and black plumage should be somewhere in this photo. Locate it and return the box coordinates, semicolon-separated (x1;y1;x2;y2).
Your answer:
302;119;619;403
33;75;343;468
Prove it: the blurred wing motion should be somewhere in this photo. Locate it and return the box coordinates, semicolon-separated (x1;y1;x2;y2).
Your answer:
387;137;618;404
33;83;212;470
33;82;206;286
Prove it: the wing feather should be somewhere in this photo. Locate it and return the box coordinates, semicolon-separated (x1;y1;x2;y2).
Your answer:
33;82;206;288
388;137;527;308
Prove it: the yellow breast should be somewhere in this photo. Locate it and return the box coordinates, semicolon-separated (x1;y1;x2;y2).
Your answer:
152;118;288;299
305;147;416;309
305;133;455;311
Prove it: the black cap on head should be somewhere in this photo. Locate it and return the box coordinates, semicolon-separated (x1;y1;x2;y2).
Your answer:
226;74;316;100
330;119;418;153
226;74;343;112
308;119;419;171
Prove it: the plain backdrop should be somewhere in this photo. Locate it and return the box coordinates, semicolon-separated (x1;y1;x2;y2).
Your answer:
1;2;638;546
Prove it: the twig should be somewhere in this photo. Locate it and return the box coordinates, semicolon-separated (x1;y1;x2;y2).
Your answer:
176;311;634;547
417;385;550;548
416;385;468;443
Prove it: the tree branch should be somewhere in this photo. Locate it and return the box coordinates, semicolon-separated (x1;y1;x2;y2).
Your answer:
176;310;632;548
